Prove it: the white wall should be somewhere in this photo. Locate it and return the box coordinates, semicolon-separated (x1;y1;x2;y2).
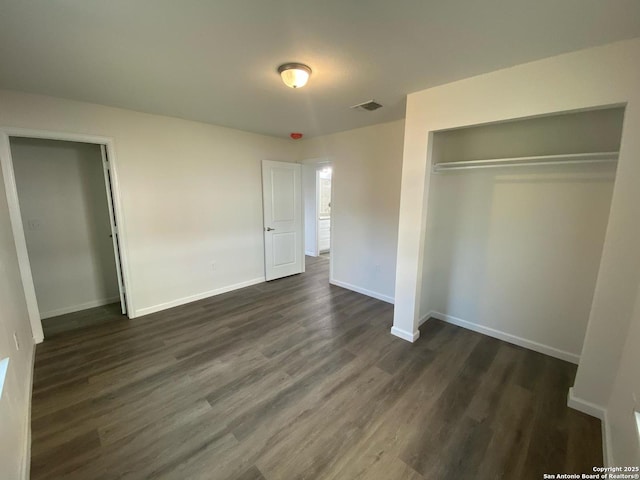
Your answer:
0;161;35;479
0;89;298;318
421;164;616;361
11;138;119;318
395;38;640;465
299;120;405;303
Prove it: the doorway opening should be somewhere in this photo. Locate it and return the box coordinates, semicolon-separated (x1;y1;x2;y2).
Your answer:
0;130;130;341
303;161;333;277
317;166;332;258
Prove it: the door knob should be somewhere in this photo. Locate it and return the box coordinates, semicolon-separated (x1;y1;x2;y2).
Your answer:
265;227;275;231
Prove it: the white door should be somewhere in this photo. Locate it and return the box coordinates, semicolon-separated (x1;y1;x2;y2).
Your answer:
262;160;304;281
100;145;127;314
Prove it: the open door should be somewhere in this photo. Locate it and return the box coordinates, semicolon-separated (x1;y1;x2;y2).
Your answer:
100;145;127;314
262;160;304;281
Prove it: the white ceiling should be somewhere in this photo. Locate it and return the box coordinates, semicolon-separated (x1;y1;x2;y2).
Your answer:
0;0;639;138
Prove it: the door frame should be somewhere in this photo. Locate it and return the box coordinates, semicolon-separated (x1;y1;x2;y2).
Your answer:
316;165;332;254
100;145;127;315
301;157;334;281
314;168;321;257
0;127;133;343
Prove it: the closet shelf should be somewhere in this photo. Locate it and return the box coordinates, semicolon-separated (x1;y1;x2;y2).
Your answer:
432;151;619;172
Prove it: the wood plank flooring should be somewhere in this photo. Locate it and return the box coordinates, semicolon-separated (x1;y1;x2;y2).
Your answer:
41;302;124;337
31;255;602;479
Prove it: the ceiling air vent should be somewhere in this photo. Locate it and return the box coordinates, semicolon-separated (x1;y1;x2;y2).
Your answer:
351;100;383;112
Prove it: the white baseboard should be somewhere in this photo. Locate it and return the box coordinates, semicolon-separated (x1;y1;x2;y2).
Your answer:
329;278;394;304
135;277;265;317
567;387;606;419
390;326;420;343
305;250;316;257
21;343;35;480
424;311;580;364
567;387;611;466
40;296;121;319
418;313;430;327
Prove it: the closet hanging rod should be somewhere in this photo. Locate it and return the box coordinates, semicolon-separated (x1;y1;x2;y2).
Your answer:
432;151;619;172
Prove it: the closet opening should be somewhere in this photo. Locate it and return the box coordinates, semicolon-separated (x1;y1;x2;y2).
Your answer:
420;105;626;363
0;131;130;340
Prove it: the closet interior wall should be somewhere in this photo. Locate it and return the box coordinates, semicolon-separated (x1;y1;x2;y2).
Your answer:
10;137;120;320
420;107;625;361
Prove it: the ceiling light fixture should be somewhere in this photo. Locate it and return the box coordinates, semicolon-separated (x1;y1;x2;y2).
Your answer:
278;63;312;89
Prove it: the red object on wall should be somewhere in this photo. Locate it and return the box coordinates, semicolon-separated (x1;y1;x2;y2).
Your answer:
290;132;303;140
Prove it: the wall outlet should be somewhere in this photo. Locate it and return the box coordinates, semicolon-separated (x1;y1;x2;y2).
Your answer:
374;264;381;273
211;262;216;271
13;332;19;351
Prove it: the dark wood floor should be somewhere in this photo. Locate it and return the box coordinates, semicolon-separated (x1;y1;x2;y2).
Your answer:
41;302;124;337
31;255;602;479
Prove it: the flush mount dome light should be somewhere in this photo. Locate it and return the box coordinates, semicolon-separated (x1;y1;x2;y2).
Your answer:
278;63;312;88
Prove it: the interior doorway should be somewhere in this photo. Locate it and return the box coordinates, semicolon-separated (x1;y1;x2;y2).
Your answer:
0;129;130;341
303;162;332;258
302;160;333;279
317;166;332;257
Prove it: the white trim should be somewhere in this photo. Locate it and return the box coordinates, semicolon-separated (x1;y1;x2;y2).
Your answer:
40;296;121;319
424;311;580;364
328;168;333;282
567;387;612;466
100;139;134;317
21;345;35;480
135;277;265;317
305;250;317;257
300;157;332;166
315;168;321;257
390;326;420;342
329;278;394;304
602;410;612;467
0;132;44;342
0;127;135;340
100;145;127;315
1;127;113;145
567;387;606;419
